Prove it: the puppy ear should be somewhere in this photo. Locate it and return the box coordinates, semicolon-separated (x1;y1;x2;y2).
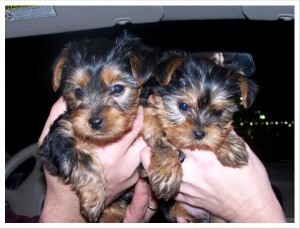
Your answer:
113;32;156;86
52;56;67;92
156;57;183;86
129;54;143;86
236;73;258;108
129;51;156;86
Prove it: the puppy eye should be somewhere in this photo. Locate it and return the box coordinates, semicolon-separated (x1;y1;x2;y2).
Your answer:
112;84;124;94
214;110;223;117
75;88;84;98
178;102;190;111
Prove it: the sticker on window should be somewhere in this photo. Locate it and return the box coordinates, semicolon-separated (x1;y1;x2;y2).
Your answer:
5;6;57;21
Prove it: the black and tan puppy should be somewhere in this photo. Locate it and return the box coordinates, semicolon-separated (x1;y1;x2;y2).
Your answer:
39;33;155;222
142;51;258;222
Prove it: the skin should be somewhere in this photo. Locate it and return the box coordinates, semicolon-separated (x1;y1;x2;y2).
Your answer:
38;97;286;223
141;136;286;223
38;97;157;223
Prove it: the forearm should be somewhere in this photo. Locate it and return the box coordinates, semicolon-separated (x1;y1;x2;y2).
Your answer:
39;190;86;223
39;170;87;223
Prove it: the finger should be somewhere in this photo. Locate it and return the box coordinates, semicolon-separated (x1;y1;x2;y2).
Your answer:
48;97;66;124
174;192;186;203
140;146;152;173
127;137;148;157
177;216;188;223
174;192;198;209
38;97;66;146
144;184;159;222
123;179;149;223
125;137;149;168
116;106;144;150
38;119;52;146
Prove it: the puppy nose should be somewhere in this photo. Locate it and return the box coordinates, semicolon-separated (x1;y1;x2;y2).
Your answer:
88;117;104;130
192;129;205;140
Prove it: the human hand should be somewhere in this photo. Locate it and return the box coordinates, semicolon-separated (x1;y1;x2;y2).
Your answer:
123;179;158;223
39;97;155;222
141;134;286;223
40;171;158;223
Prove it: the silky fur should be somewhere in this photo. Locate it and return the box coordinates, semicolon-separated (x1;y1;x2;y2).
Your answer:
143;50;258;222
39;33;155;222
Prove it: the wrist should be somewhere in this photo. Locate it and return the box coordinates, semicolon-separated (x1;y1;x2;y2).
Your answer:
39;194;86;223
39;176;87;223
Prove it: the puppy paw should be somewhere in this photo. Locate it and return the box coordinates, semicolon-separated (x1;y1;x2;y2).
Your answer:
80;198;105;223
99;204;126;223
78;185;106;222
217;134;248;167
148;153;182;200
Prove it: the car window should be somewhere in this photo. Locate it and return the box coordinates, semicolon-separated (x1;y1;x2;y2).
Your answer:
5;19;294;165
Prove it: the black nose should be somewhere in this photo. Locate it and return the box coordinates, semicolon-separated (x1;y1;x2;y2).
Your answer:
192;129;205;140
88;117;104;130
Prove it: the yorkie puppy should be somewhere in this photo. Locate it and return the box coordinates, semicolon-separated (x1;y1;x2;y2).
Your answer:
39;33;155;222
142;50;258;222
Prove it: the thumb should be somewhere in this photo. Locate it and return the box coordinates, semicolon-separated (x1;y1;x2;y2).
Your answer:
38;97;66;146
140;147;152;173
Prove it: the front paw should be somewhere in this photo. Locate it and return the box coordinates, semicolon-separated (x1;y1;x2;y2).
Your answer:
99;204;126;223
217;134;248;167
80;195;105;223
148;153;182;200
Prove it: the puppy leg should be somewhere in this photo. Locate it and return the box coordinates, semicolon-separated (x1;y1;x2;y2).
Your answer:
40;116;106;222
71;160;106;222
165;201;196;223
216;132;248;167
99;203;127;223
142;106;183;200
99;190;133;223
148;146;182;201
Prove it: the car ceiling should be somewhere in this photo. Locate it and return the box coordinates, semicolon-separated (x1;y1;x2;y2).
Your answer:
5;5;294;39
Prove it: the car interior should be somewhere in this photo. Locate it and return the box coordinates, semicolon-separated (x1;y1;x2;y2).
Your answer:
5;5;296;223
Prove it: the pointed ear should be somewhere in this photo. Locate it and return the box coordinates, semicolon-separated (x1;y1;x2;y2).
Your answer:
156;57;183;86
52;56;67;92
113;33;156;86
237;73;258;108
129;53;156;86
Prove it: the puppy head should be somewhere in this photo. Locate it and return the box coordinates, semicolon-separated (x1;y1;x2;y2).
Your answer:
153;51;258;150
52;34;155;144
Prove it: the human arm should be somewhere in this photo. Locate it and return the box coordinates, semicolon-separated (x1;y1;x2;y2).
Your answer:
141;137;286;223
38;97;157;222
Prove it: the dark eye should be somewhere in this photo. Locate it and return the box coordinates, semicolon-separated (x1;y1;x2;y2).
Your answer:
178;102;189;111
75;88;84;98
214;110;223;117
112;84;124;94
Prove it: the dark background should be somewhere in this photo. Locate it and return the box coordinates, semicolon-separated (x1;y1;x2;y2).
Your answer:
6;19;294;163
